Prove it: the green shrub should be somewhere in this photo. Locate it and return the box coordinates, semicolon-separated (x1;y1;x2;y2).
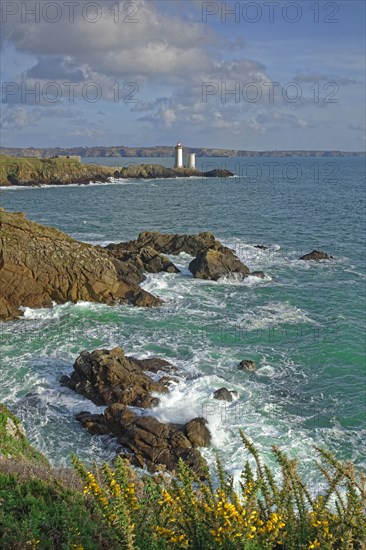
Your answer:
73;431;366;550
0;471;118;549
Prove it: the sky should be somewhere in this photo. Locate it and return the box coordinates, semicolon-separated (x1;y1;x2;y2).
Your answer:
0;0;365;150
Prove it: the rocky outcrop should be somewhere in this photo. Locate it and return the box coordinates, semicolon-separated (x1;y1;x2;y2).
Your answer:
238;359;257;372
106;242;180;279
115;231;218;257
114;164;234;180
62;347;174;408
202;169;234;178
106;231;263;283
300;250;333;261
213;387;234;402
64;347;211;475
189;248;250;281
76;405;210;476
0;210;161;321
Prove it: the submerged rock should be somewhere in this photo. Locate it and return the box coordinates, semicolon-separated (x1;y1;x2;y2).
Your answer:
300;250;333;261
213;387;234;402
238;359;257;372
0;209;161;321
76;405;211;476
250;271;266;279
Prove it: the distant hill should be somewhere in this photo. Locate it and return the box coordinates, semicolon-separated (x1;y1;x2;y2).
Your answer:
0;146;364;159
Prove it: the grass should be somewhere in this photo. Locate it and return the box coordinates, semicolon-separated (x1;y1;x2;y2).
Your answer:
1;403;365;549
0;155;113;185
0;404;118;549
0;404;46;464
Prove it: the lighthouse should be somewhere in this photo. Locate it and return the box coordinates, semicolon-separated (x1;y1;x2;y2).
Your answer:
174;141;183;168
187;153;196;169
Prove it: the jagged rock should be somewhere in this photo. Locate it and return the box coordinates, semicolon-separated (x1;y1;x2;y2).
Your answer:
185;418;211;447
106;243;180;276
76;404;210;476
120;231;218;256
107;231;265;283
189;248;250;281
65;347;174;408
254;244;268;250
239;359;257;372
213;387;234;402
0;209;161;321
300;250;333;261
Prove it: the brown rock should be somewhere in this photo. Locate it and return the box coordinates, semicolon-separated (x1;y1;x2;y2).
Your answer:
66;347;170;408
185;418;211;447
213;387;234;402
239;359;257;372
189;248;250;281
300;250;333;261
0;209;161;321
106;243;179;276
76;404;210;476
123;231;217;256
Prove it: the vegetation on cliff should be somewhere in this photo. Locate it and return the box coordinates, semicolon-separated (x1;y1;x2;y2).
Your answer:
0;404;364;549
0;155;113;186
0;156;233;186
0;404;118;549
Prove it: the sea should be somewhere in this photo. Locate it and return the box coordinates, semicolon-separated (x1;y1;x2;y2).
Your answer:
1;156;365;489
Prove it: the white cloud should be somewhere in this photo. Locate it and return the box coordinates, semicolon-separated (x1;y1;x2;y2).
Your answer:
1;106;38;129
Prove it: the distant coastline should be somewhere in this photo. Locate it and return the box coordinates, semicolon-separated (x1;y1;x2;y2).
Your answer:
0;146;364;159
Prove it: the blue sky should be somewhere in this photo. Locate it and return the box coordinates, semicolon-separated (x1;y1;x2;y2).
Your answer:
1;0;365;150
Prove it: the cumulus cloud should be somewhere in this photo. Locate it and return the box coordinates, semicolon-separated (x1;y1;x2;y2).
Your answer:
2;0;362;148
247;111;310;134
1;106;38;129
0;105;83;130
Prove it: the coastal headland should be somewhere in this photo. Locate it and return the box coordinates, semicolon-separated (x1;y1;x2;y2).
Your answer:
0;155;233;186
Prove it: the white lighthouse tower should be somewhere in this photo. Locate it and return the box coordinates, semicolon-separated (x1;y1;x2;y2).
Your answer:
174;141;183;168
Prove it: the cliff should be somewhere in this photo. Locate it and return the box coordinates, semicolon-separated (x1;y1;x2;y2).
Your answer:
0;209;161;320
0;154;113;186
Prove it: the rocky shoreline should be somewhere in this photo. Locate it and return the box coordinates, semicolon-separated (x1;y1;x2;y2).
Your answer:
0;155;233;186
0;211;264;321
0;209;334;474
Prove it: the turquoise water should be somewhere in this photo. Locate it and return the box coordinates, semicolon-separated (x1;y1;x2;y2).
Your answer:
1;157;365;483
